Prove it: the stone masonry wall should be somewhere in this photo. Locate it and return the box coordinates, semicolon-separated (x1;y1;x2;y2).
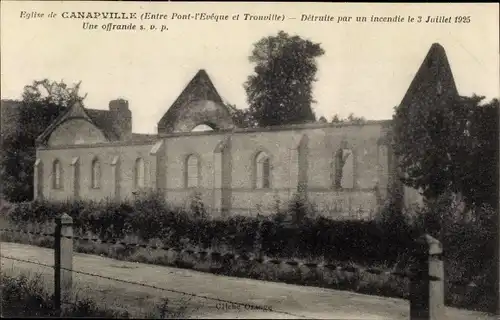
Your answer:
36;121;394;219
48;119;108;147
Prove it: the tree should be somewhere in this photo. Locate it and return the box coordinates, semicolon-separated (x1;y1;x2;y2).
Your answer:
317;116;328;123
226;104;258;129
331;114;341;124
392;93;499;209
0;79;84;202
244;31;324;127
330;113;366;124
346;113;366;124
22;79;85;107
452;97;498;208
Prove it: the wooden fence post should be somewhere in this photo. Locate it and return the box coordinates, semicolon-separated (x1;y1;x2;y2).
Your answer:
409;234;445;320
54;213;73;314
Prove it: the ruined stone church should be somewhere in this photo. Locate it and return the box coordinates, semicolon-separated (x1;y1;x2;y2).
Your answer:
33;43;458;218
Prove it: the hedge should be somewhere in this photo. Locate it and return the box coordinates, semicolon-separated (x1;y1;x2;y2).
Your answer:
3;191;495;275
4;193;416;266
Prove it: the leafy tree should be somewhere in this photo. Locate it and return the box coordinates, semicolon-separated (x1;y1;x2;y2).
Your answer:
244;31;324;127
347;113;366;123
226;104;258;128
22;79;84;107
331;114;341;124
392;93;499;209
0;79;84;202
452;97;498;208
331;113;366;124
317;116;328;123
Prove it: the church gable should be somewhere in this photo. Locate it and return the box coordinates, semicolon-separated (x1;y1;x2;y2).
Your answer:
399;43;458;109
47;118;107;146
37;100;114;146
157;69;234;134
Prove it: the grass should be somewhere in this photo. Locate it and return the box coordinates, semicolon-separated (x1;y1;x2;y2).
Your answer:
0;268;191;318
0;272;129;318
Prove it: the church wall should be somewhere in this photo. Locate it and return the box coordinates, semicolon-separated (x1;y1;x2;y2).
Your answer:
47;119;108;147
37;142;156;202
308;191;378;220
227;123;387;216
228;130;299;216
156;121;390;217
304;124;384;190
37;121;392;219
162;133;224;213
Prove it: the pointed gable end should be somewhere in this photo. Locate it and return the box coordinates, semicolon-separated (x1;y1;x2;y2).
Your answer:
36;100;111;146
157;69;234;134
399;43;459;108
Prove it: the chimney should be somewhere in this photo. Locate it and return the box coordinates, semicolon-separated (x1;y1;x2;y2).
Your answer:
109;99;132;140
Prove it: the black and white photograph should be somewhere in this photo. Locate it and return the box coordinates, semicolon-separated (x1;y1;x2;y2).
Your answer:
1;1;499;319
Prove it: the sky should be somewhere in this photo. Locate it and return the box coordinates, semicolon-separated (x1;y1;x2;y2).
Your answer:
1;2;499;133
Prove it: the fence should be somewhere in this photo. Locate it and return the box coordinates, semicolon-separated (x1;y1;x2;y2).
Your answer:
1;212;449;319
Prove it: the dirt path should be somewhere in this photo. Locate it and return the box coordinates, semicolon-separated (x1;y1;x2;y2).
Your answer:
0;242;495;319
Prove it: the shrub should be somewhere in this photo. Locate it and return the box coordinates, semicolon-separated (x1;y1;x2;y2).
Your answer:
4;195;416;266
189;191;208;220
4;192;493;284
403;191;497;312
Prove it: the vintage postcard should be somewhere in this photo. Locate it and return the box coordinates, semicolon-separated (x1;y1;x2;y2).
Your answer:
1;1;499;319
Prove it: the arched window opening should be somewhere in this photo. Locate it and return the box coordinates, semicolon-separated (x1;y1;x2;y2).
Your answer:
191;124;214;132
91;158;101;189
134;157;145;189
52;159;62;189
255;151;271;189
185;154;199;188
334;148;354;190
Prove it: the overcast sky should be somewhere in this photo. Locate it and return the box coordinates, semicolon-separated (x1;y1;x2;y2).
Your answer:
2;2;498;133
